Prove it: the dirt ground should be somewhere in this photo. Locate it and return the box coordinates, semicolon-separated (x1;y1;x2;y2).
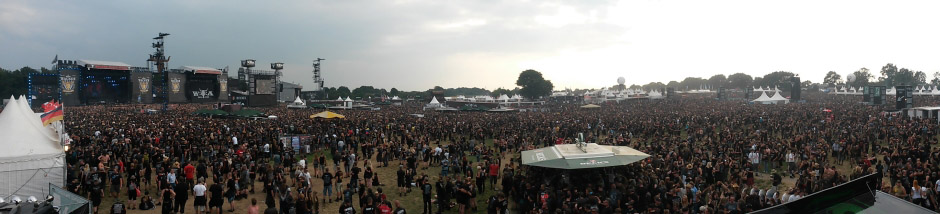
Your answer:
95;135;860;213
99;139;511;214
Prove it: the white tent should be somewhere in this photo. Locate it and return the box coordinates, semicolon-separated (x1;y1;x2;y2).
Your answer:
336;97;343;101
769;91;790;103
497;94;510;102
647;90;664;99
510;94;523;101
343;97;354;108
0;96;65;199
752;91;772;103
391;96;401;101
753;91;788;104
425;97;442;109
287;96;307;109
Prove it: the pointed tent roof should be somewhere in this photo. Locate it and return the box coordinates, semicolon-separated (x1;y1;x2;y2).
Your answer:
336;97;343;101
497;94;510;101
0;96;62;158
292;96;305;105
511;94;523;100
344;97;353;102
752;91;772;102
769;91;789;101
391;96;401;100
429;96;440;104
0;96;64;200
310;111;345;119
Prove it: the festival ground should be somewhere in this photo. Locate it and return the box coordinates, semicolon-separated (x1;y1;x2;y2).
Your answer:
87;135;889;214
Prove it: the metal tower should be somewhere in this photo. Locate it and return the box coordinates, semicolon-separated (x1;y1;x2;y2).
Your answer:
271;62;284;100
312;58;325;97
147;32;170;111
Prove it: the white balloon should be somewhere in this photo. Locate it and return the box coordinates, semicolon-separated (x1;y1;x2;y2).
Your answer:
617;77;626;85
847;73;857;82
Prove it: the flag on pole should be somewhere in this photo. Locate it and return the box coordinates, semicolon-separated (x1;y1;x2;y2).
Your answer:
51;54;58;64
41;100;64;126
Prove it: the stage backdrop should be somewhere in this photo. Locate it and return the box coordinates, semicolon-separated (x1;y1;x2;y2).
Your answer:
217;75;229;102
186;73;220;103
130;71;153;104
59;69;81;106
168;73;188;103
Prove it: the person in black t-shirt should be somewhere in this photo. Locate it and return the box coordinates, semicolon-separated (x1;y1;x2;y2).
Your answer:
208;180;224;214
322;169;333;203
161;184;175;214
397;166;407;196
225;175;237;212
339;200;356;214
173;180;188;213
89;181;103;214
422;177;433;214
362;197;376;214
393;200;407;214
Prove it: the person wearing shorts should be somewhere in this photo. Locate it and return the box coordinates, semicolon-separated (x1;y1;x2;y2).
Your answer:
193;178;207;213
127;180;138;210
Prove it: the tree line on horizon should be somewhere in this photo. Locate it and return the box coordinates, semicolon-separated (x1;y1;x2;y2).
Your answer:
3;64;936;101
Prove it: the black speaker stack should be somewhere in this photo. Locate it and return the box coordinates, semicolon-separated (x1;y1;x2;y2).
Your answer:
790;77;801;101
895;86;913;110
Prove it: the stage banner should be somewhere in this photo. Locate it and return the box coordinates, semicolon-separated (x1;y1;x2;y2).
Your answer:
168;73;188;103
186;73;220;103
131;71;153;104
59;70;81;106
218;75;229;101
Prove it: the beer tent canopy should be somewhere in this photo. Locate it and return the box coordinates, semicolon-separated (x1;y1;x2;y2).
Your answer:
0;96;65;199
521;143;649;169
310;111;345;119
580;104;601;109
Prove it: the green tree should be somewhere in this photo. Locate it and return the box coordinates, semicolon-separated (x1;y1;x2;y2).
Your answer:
760;71;796;91
336;86;351;99
849;68;873;86
628;84;641;90
666;81;680;89
727;73;753;89
679;77;706;91
823;71;841;86
707;74;727;88
389;88;399;96
894;68;917;86
515;69;554;99
880;63;898;86
932;72;940;86
915;71;927;85
491;88;513;97
642;82;665;91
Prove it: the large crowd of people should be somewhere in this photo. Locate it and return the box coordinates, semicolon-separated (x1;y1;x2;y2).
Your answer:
48;92;940;214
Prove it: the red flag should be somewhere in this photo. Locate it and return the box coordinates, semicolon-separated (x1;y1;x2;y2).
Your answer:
41;100;63;126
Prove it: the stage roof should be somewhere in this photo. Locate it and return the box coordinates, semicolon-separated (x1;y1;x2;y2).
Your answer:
77;59;132;71
180;66;222;75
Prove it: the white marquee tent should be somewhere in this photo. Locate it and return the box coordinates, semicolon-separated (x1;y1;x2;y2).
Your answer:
752;92;789;104
0;96;65;200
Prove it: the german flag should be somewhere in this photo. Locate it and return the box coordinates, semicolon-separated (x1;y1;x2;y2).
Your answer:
41;100;63;126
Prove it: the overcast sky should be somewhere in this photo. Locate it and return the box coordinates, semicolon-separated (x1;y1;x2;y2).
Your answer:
2;0;940;91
